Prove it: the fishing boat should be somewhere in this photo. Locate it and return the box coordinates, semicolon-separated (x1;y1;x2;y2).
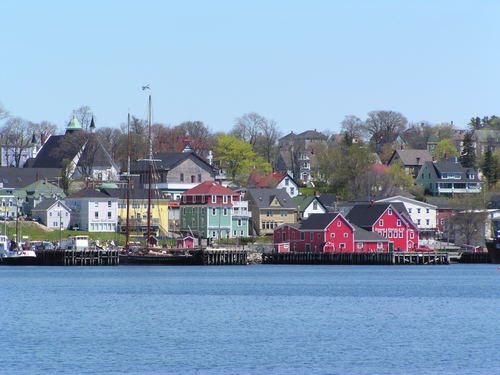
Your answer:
485;218;500;264
118;90;200;265
0;235;37;265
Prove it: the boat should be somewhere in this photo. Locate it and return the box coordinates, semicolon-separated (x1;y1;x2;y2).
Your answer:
485;218;500;263
59;235;90;251
118;89;200;266
0;235;38;265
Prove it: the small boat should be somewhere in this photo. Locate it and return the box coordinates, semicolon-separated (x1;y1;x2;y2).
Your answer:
59;235;90;251
0;235;37;265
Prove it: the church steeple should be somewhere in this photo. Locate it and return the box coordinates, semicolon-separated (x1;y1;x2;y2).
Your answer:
66;116;83;134
89;116;95;133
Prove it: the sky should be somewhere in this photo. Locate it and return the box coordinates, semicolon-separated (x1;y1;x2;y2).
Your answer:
1;0;499;135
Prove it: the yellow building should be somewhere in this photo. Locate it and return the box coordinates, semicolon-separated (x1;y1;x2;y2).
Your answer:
104;188;169;235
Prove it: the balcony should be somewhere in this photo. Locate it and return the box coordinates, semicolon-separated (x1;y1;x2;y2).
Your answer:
437;182;481;194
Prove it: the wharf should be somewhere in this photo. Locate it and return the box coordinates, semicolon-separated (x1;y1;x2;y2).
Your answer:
35;248;120;266
262;251;450;265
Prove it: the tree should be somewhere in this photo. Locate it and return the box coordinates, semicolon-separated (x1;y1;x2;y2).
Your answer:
0;103;8;121
403;122;434;149
177;121;213;154
482;146;498;189
433;123;456;140
459;131;476;168
363;110;408;152
432;139;459;160
340;115;364;146
448;194;487;246
213;134;271;183
96;126;123;161
70;106;94;132
0;117;34;167
232;112;280;163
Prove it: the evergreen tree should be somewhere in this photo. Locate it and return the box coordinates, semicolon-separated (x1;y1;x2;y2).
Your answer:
482;147;498;189
459;131;476;168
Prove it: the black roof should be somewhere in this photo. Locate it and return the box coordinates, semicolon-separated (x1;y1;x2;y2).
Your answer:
67;188;113;199
0;167;62;189
30;135;83;168
345;203;390;229
352;224;390;242
316;193;337;209
101;187;167;200
300;213;340;230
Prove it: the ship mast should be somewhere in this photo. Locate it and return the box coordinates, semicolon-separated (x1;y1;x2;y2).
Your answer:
146;94;153;249
125;112;131;249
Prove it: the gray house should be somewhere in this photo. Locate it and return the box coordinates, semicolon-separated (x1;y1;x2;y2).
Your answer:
31;199;72;229
416;159;481;196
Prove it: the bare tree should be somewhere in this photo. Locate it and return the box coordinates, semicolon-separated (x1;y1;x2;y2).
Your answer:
364;110;408;152
340;115;364;145
0;117;33;167
448;194;487;246
70;106;94;132
96;126;123;161
0;103;8;121
232;112;266;146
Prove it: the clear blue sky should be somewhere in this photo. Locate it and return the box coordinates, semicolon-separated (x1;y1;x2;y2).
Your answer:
1;0;499;134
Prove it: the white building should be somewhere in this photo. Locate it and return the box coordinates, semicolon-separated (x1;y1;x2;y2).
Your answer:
64;188;118;232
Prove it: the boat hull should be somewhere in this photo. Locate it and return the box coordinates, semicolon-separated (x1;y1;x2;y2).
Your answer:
486;240;500;264
119;252;203;266
1;256;38;266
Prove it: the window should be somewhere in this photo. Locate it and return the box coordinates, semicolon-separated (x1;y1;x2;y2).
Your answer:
417;208;421;214
108;211;111;219
337;221;341;227
223;195;228;204
285;178;289;186
53;221;58;227
290;187;295;195
408;208;412;214
310;232;313;240
317;233;321;240
281;211;287;217
357;243;363;249
211;195;216;203
198;174;202;182
426;219;430;225
191;175;196;183
282;233;286;242
95;212;99;219
305;244;311;251
388;231;393;238
417;219;421;225
379;219;384;226
330;233;335;238
313;201;318;210
108;201;111;208
212;208;216;216
377;242;383;249
388;208;393;215
426;208;430;214
223;208;228;216
300;232;305;240
343;233;348;238
49;212;52;217
397;220;401;226
95;202;98;207
233;230;237;236
266;211;271;217
339;243;345;249
410;231;414;239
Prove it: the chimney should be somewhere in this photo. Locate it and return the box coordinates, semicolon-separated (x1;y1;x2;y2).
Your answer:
41;133;46;145
416;157;420;165
314;191;320;198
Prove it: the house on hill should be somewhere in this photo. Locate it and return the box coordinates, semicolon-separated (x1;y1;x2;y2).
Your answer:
31;199;72;230
27;117;119;181
387;149;433;178
293;195;327;219
247;170;299;198
416;159;481;196
131;148;217;200
245;188;298;235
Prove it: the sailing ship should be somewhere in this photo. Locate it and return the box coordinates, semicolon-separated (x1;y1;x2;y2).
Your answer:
119;91;201;265
485;218;500;263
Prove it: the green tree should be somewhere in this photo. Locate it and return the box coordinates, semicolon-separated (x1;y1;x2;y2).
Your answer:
214;134;271;183
432;138;459;160
482;147;498;189
459;131;476;168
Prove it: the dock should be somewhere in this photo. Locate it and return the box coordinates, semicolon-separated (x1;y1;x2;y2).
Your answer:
202;249;248;265
262;251;450;265
35;249;120;266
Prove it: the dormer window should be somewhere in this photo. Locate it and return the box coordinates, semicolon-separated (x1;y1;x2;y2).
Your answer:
388;208;393;215
211;195;216;203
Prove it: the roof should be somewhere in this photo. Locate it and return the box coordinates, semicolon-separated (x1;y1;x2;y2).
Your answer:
66;116;83;131
29;134;83;168
131;151;214;173
300;212;340;230
245;188;296;209
418;160;479;182
345;203;391;228
32;198;71;212
388;149;433;166
316;193;337;209
376;195;437;209
293;195;326;214
67;188;113;199
279;130;328;142
352;224;390;242
183;181;237;196
0;167;61;189
247;170;292;188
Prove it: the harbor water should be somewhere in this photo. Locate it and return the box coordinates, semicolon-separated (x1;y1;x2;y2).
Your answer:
0;264;499;375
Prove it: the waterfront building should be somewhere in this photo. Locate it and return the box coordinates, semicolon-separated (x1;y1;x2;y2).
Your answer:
245;188;298;236
180;181;250;240
31;199;72;229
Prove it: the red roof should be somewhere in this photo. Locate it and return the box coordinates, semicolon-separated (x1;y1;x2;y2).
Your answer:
371;164;388;173
183;181;237;196
248;170;288;188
